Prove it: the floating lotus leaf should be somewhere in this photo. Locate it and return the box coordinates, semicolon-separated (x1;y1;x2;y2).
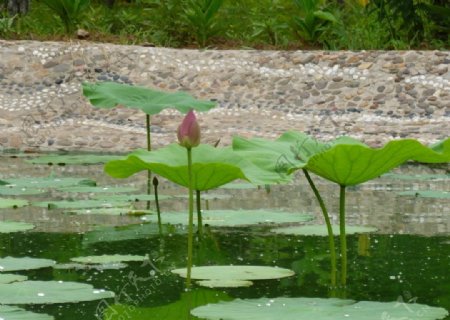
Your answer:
196;279;253;288
233;132;450;186
4;176;96;189
0;273;27;284
27;154;123;165
0;198;29;208
271;225;378;236
93;194;173;202
66;208;153;216
382;173;450;181
397;190;450;199
0;221;35;233
141;209;313;227
105;144;289;190
56;186;138;193
171;265;295;281
70;254;148;264
32;199;131;209
82;81;216;115
0;257;56;272
191;297;449;320
104;288;231;320
54;262;128;270
0;280;114;304
220;182;258;189
174;194;231;200
0;186;45;196
0;305;54;320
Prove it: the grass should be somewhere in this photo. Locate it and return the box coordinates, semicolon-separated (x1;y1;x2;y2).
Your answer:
0;0;448;50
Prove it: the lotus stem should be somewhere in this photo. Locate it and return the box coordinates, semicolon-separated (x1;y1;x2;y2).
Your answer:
339;185;347;287
196;190;203;236
186;147;194;288
146;114;152;210
153;177;162;235
303;169;337;288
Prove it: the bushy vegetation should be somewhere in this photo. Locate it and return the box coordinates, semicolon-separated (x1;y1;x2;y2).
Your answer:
0;0;448;49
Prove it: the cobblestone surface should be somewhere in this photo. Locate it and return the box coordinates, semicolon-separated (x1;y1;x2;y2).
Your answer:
0;40;449;153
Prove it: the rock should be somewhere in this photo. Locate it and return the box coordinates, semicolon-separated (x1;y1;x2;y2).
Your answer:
315;80;327;90
422;88;436;97
77;29;90;39
9;134;23;149
358;62;373;70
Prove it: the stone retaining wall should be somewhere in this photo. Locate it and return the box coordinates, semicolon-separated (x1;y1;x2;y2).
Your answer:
0;40;448;153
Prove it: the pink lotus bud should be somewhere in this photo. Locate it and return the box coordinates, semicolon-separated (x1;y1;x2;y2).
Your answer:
177;110;200;148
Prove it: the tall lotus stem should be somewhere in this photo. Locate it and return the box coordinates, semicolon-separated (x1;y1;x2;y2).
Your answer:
153;177;162;235
196;190;203;236
146;114;152;210
339;185;347;287
186;148;194;288
303;169;337;287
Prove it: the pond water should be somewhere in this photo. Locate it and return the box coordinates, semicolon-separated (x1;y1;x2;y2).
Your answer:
0;154;448;320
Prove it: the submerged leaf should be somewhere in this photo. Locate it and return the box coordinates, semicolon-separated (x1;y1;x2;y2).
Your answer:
82;82;215;115
0;305;54;319
71;254;148;264
0;198;28;209
191;297;449;320
0;221;35;233
0;273;28;284
0;281;114;304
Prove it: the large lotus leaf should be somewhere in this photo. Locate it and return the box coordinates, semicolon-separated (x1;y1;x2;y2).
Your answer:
0;280;114;304
104;288;231;320
0;221;35;233
0;257;56;272
27;154;123;165
306;138;450;186
32;199;131;209
233;132;450;186
4;176;96;189
271;225;378;236
232;131;362;183
397;190;450;199
0;273;27;284
171;265;295;281
191;297;449;320
82;82;215;115
0;198;28;208
0;305;54;320
141;209;313;227
70;254;148;264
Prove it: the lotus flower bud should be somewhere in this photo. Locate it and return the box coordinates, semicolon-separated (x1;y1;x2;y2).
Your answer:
177;110;200;149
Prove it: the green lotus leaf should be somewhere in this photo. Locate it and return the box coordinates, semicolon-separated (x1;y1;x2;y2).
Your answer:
0;257;55;272
172;265;295;281
196;279;254;288
93;193;173;202
104;289;231;320
0;305;54;320
66;208;153;215
0;198;29;208
54;262;128;270
233;132;450;186
0;280;114;304
271;225;378;236
70;254;148;264
306;138;450;186
56;186;138;193
191;297;449;320
174;194;231;200
141;209;313;227
397;190;450;199
32;199;131;209
4;176;96;189
82;82;215;115
27;154;123;165
0;186;46;196
219;182;258;189
0;273;28;284
0;221;35;233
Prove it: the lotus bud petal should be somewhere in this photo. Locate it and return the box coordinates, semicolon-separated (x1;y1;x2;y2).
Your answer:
177;110;200;149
